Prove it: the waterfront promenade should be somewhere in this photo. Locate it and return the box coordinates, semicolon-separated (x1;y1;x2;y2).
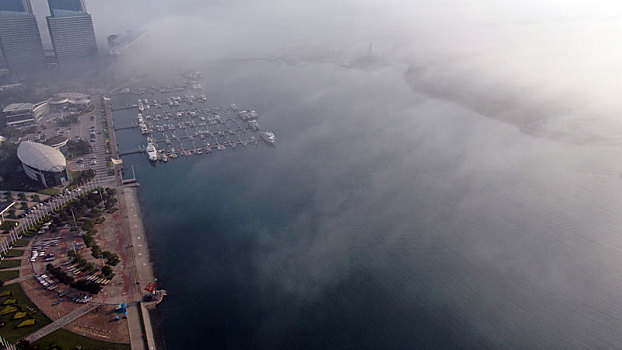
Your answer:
104;95;158;350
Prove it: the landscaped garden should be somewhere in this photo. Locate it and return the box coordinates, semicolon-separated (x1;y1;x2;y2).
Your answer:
4;249;24;258
0;259;21;269
0;283;51;342
0;270;19;282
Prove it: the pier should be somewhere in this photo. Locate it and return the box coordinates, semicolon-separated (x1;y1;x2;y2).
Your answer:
111;105;137;111
114;126;136;131
121;165;139;185
119;150;144;157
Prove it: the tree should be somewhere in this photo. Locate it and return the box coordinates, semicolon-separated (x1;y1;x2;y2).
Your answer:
103;251;120;266
73;279;101;294
15;339;33;350
30;194;40;202
0;279;4;289
91;244;102;259
66;139;92;157
101;265;113;277
82;233;93;247
17;192;26;200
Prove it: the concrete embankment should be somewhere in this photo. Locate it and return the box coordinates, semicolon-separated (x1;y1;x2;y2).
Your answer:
105;95;158;350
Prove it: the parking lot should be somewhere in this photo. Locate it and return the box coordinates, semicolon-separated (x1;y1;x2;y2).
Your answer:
29;97;114;185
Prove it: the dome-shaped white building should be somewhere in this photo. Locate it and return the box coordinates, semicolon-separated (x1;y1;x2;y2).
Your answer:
17;141;69;188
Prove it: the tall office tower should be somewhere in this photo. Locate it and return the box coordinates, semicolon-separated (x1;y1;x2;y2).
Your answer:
0;0;46;80
46;0;97;66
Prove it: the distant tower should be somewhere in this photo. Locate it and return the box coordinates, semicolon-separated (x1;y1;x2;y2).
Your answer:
0;0;46;81
46;0;97;66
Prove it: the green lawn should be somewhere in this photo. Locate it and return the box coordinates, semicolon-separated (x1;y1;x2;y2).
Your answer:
0;259;21;269
12;238;30;247
0;283;51;342
39;188;61;196
4;249;24;258
0;270;19;281
33;329;131;350
0;220;18;231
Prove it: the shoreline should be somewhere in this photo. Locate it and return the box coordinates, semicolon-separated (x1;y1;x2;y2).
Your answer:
104;96;159;350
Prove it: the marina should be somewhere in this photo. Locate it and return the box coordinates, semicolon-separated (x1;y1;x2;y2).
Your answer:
113;90;276;162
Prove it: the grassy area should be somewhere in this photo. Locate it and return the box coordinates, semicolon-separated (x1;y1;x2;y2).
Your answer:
33;329;131;350
39;188;61;196
12;238;30;247
0;220;18;231
0;270;19;281
0;283;51;342
4;249;24;258
0;259;21;269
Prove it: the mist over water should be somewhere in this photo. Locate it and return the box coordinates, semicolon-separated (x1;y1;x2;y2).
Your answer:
104;1;622;348
112;59;622;349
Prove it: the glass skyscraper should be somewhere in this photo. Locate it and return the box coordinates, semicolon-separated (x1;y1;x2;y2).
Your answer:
0;0;46;80
47;0;97;66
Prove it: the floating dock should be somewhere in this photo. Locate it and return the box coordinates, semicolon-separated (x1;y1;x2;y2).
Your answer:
116;93;275;162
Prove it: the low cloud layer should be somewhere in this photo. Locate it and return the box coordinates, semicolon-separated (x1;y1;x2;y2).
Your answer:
87;0;622;143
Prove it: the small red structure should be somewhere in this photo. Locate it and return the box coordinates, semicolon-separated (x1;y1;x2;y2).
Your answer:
144;282;157;293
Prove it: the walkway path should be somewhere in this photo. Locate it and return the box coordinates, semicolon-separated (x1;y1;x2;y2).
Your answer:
127;303;147;350
24;302;100;342
0;265;31;271
4;274;33;284
106;96;156;350
119;187;157;350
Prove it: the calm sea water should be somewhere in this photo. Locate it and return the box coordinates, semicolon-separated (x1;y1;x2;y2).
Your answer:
113;61;622;349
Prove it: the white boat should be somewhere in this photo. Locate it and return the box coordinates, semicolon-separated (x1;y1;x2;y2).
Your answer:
248;120;260;131
139;123;149;134
260;131;276;145
146;143;158;161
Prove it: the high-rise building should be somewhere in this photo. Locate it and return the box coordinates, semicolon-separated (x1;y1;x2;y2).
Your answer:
46;0;97;66
0;0;46;80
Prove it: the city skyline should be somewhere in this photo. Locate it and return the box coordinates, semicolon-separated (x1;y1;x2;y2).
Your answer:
0;0;46;81
46;0;97;67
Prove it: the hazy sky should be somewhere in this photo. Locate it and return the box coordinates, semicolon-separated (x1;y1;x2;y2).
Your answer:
65;0;622;143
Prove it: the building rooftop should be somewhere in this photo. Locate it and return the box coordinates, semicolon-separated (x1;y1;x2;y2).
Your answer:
43;135;68;148
17;140;66;172
49;92;91;105
55;92;90;100
3;103;33;114
6;114;35;123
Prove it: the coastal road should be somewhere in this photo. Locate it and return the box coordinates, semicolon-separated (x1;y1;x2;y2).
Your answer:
23;302;100;343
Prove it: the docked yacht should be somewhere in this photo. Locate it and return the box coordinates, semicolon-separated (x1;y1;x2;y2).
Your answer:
260;131;276;145
248;120;260;132
146;142;158;162
139;123;149;135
